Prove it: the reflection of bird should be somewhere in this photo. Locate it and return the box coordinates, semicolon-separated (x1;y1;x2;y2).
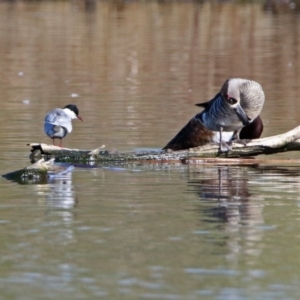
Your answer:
163;78;265;151
190;167;252;224
44;104;83;147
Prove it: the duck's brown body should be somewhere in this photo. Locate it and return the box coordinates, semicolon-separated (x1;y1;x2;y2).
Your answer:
239;115;263;140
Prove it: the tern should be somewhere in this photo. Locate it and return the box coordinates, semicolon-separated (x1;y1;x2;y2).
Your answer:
44;104;83;147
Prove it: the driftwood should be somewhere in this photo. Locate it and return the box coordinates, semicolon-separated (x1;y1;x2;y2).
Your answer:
27;125;300;164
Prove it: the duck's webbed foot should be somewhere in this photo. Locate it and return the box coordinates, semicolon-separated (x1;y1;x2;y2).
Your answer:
219;141;232;152
234;139;251;146
229;130;250;147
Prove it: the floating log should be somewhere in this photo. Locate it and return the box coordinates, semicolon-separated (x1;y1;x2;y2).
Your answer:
28;125;300;164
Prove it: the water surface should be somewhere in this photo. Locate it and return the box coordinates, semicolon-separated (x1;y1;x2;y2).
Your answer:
1;1;300;299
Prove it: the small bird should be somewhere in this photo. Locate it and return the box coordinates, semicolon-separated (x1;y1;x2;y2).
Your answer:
44;104;83;147
163;78;265;151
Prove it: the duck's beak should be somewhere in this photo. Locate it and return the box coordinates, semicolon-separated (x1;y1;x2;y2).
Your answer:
235;104;251;126
77;115;84;122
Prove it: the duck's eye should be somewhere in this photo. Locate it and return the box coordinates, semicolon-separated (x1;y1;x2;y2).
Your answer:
227;97;237;105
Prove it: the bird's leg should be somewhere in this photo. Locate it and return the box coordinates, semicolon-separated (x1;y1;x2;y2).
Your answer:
52;138;55;146
59;139;62;148
231;131;238;141
219;127;232;152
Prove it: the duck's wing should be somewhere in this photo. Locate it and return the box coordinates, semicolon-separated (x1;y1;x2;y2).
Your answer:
44;108;72;133
195;92;221;110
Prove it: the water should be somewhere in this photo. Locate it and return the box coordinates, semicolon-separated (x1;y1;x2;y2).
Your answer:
1;1;300;299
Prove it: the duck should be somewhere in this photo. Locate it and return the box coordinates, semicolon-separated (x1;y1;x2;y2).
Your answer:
163;78;265;151
44;104;83;147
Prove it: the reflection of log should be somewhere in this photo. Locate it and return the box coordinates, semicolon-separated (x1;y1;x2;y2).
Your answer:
28;126;300;163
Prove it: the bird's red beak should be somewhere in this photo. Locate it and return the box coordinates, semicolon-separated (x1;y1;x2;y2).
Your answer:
77;115;83;121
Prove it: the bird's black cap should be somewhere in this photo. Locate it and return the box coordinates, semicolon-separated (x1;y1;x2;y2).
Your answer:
64;104;79;116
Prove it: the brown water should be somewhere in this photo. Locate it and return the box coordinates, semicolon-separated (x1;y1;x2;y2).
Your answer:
1;1;300;299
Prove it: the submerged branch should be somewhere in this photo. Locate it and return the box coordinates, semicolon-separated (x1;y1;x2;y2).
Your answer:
2;158;75;184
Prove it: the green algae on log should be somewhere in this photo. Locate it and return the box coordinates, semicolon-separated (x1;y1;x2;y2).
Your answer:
28;143;118;163
28;126;300;163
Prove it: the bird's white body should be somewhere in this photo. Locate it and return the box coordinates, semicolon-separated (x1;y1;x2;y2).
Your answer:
210;130;235;144
44;105;82;147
